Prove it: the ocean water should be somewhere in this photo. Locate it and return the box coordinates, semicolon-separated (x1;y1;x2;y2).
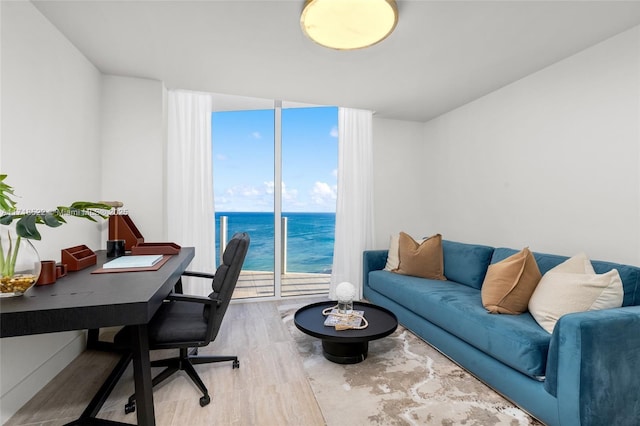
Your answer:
215;212;335;273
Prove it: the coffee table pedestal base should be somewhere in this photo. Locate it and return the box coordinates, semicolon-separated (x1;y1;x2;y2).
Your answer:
322;340;368;364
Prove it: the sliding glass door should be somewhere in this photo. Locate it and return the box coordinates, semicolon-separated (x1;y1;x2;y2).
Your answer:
280;104;337;297
212;95;337;300
213;98;276;298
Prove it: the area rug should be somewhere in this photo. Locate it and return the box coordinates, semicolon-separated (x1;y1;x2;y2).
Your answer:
279;303;542;426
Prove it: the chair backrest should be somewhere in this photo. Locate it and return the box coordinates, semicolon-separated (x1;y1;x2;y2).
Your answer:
204;232;250;342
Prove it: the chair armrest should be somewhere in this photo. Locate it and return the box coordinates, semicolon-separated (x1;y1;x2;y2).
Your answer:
548;306;640;425
173;271;215;294
165;293;221;306
182;271;216;280
363;250;388;289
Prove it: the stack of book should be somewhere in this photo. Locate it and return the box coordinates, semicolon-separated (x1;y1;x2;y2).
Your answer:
323;309;364;330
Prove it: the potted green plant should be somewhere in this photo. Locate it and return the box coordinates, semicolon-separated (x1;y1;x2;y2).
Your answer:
0;174;111;295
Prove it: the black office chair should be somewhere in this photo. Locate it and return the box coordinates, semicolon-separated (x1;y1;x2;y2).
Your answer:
115;232;250;412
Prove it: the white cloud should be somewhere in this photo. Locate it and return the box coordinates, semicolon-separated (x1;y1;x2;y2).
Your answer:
215;196;229;205
264;181;298;201
217;181;336;213
251;131;262;139
264;181;275;194
242;187;260;196
216;153;228;161
282;182;298;201
330;126;338;138
311;181;337;205
218;183;274;212
226;185;259;197
332;169;338;178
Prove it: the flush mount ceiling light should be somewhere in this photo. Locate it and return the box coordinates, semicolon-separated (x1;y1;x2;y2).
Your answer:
300;0;398;50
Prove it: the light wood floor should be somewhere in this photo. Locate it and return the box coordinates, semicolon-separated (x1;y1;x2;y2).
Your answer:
5;297;327;426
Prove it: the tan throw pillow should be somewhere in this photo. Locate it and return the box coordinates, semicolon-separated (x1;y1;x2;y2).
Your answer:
393;232;446;280
481;247;542;314
529;254;623;333
385;233;428;271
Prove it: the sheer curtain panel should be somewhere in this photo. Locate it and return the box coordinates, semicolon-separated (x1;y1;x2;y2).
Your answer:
167;90;215;296
330;108;375;299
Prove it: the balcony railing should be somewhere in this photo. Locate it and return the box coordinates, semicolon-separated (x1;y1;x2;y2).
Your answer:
218;215;331;298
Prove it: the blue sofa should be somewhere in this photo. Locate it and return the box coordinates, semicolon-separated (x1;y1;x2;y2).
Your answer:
363;240;640;426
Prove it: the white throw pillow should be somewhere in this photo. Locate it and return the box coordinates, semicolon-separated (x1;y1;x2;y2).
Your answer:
549;252;595;275
528;253;623;333
384;234;400;271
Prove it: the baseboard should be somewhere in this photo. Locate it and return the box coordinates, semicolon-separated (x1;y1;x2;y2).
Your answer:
0;331;86;424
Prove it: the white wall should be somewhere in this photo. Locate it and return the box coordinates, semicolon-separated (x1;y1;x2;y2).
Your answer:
0;2;103;422
372;118;427;247
100;75;167;243
421;26;640;265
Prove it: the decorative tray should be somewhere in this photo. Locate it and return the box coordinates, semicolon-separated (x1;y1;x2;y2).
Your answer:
130;242;181;256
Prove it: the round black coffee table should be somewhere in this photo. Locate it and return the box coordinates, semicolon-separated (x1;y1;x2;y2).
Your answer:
294;301;398;364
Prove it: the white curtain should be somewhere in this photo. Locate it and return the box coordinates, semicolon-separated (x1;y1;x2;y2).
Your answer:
167;90;215;296
330;108;375;300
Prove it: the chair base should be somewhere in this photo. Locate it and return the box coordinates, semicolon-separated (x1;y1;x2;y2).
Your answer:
124;348;239;414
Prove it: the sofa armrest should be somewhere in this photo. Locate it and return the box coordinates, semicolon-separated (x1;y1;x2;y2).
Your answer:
548;306;640;426
363;250;388;289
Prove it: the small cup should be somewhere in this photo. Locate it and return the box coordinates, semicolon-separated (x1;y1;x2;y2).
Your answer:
106;239;126;258
36;260;57;286
56;263;67;279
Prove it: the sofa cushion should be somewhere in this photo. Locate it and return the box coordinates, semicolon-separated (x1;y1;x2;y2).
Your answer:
368;270;551;379
442;240;494;289
492;248;640;307
529;253;623;333
393;232;446;280
482;248;542;314
592;261;640;307
540;252;595;274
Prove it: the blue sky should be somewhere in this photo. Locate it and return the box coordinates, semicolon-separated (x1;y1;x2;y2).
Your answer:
212;106;338;213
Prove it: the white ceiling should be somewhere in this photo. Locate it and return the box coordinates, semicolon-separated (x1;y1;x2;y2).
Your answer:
32;0;640;122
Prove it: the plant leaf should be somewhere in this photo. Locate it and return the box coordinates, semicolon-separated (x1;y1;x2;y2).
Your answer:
0;175;17;213
42;213;63;228
58;202;111;222
0;215;14;225
16;214;41;240
69;201;111;210
64;207;96;222
51;211;67;224
69;202;111;219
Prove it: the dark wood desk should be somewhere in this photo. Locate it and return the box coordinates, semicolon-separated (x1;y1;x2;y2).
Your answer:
0;247;195;426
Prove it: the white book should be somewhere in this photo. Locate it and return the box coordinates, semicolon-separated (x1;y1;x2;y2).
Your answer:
323;309;364;328
103;254;163;269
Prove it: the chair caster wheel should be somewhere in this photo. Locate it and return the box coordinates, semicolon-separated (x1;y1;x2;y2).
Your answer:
199;395;211;407
233;359;240;369
124;401;136;414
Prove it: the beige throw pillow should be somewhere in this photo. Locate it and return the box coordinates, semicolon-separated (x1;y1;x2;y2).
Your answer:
528;253;623;333
547;252;595;275
384;234;400;271
393;232;446;280
481;247;542;314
